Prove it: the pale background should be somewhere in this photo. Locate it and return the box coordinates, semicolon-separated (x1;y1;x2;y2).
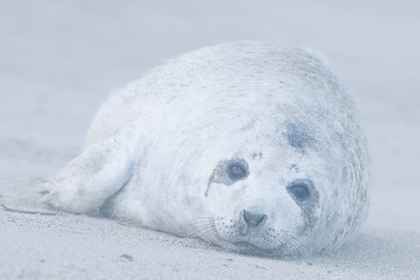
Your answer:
1;1;419;279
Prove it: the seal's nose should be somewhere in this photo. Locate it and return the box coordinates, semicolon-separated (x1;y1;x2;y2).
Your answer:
241;209;267;228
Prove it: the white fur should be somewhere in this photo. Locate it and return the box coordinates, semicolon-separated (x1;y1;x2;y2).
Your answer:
42;41;370;256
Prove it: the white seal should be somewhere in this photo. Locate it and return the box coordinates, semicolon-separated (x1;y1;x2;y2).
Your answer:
43;41;370;257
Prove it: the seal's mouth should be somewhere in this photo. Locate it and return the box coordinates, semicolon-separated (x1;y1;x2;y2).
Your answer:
188;215;302;257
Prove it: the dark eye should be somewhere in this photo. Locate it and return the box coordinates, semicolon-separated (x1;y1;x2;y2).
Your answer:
208;158;249;187
228;164;246;180
288;182;311;201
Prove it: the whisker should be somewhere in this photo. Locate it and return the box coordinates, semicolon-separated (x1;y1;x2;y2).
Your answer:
285;240;304;257
189;216;237;250
283;231;307;257
187;214;217;236
279;236;298;257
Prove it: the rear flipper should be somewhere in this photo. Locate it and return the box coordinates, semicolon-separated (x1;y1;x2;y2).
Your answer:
41;137;135;214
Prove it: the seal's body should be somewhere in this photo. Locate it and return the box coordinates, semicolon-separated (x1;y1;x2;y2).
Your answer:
43;41;370;256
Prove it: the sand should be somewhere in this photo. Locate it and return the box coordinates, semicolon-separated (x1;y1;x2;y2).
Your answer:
1;1;419;279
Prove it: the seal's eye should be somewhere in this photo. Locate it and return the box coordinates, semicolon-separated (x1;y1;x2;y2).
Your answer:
208;158;249;187
288;181;311;201
228;164;246;180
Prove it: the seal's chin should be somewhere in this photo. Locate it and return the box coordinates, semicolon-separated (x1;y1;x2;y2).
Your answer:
232;241;265;253
229;241;286;257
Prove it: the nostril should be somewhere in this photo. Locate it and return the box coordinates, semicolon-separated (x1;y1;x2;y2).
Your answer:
242;210;267;227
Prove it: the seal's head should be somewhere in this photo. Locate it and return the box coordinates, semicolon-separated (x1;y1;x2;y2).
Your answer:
126;42;370;257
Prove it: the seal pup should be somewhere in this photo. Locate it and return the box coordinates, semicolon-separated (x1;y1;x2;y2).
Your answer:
42;41;370;257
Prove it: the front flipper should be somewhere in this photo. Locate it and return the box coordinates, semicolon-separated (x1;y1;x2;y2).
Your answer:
42;137;135;214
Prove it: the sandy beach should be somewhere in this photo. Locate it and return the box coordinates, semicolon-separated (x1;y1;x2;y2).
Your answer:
1;1;419;279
